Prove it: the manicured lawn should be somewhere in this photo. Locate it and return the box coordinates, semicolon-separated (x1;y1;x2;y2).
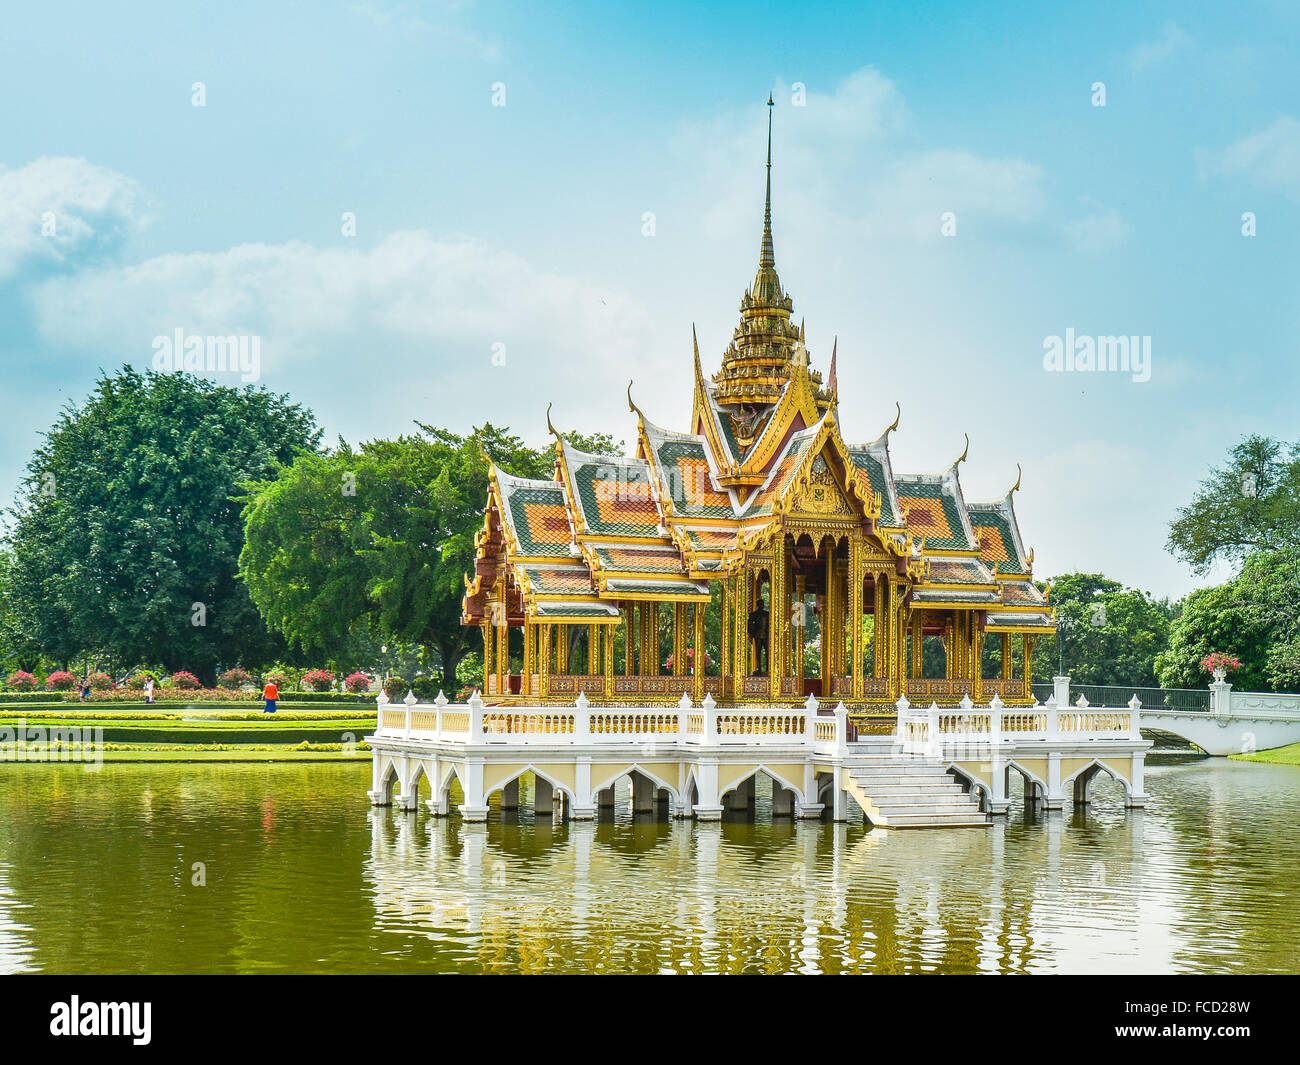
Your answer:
1232;742;1300;765
2;744;371;763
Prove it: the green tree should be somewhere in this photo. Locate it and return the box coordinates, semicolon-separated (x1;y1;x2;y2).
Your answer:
1156;550;1300;692
1026;573;1177;687
240;423;622;692
4;368;319;682
1167;435;1300;573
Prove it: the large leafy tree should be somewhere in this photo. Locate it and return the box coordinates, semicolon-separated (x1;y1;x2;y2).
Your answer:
4;368;320;681
1017;573;1178;687
1167;435;1300;573
1156;550;1300;692
239;422;621;691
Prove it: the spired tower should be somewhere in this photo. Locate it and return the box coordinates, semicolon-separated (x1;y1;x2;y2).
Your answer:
463;95;1055;711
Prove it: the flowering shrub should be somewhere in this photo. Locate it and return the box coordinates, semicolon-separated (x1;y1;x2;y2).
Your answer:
665;648;712;671
171;671;201;690
1200;652;1243;676
126;671;158;689
218;667;254;689
6;671;37;691
383;676;409;700
262;670;293;690
301;670;335;692
344;672;372;693
46;671;77;691
455;685;475;702
87;672;112;691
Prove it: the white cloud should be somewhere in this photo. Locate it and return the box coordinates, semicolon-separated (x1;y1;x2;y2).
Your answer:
1127;22;1189;71
29;231;654;413
348;1;501;62
1197;115;1300;200
0;157;144;282
1065;202;1131;253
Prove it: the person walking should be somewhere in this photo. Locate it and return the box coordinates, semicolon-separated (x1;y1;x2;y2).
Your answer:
262;678;279;714
143;675;155;705
79;676;91;704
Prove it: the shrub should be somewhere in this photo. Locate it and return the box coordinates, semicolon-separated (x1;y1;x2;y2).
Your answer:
263;669;294;691
343;672;372;693
46;671;77;691
301;670;335;693
455;684;475;702
411;676;441;701
6;671;37;692
87;672;112;691
171;671;201;690
218;667;254;689
383;675;409;700
125;670;159;688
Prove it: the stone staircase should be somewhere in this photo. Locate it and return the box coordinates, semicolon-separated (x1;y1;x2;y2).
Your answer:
840;748;989;828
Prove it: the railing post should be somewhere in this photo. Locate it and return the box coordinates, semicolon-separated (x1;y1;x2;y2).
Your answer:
1209;675;1232;716
1053;675;1070;710
702;692;718;745
678;692;692;740
927;701;941;759
894;694;911;747
403;689;416;739
574;691;590;744
467;690;484;744
804;693;819;748
989;693;1003;747
1044;693;1059;738
1127;694;1142;739
832;700;848;755
377;690;389;734
434;689;448;741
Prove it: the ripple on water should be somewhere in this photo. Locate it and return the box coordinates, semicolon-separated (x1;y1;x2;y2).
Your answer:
0;758;1296;973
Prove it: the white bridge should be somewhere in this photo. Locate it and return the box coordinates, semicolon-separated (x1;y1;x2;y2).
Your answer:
366;675;1153;828
1137;676;1300;756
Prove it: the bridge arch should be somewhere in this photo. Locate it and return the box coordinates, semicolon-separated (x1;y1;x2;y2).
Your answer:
591;763;681;806
1006;760;1049;802
1063;759;1133;805
945;763;991;811
485;764;581;811
718;764;806;808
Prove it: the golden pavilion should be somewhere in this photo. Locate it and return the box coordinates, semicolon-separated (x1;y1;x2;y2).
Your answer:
463;101;1055;713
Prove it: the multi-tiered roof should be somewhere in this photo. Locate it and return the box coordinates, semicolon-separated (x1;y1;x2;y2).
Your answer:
463;100;1052;637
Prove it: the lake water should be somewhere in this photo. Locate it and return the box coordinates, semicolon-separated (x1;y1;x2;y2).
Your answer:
0;757;1295;974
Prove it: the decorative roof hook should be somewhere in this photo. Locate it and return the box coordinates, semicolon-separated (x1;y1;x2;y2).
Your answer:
955;433;969;468
1010;462;1023;495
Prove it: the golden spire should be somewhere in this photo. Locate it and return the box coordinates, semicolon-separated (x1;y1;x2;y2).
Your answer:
760;93;775;268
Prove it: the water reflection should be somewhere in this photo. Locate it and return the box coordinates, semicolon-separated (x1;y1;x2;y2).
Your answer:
0;759;1297;973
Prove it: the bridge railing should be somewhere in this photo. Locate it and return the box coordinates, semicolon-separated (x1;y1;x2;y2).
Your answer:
1031;682;1209;712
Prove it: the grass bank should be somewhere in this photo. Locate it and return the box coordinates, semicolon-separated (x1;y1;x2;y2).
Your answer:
0;706;376;763
1231;742;1300;766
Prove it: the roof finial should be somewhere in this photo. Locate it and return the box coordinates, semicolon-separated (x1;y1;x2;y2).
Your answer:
827;337;838;396
954;433;970;468
626;379;645;425
546;402;561;441
760;93;775;269
887;401;901;434
1010;462;1023;495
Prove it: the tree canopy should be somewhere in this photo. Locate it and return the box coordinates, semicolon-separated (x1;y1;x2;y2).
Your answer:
3;368;320;681
1167;435;1300;573
239;422;621;691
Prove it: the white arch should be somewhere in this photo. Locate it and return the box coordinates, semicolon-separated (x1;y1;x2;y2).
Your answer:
485;763;580;808
945;763;991;811
376;755;400;803
720;763;807;807
1062;758;1132;804
590;762;681;805
1005;759;1049;800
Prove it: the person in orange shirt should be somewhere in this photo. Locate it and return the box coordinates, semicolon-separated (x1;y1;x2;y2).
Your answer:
262;679;279;714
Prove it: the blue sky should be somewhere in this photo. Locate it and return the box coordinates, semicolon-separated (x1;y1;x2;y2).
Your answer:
2;1;1298;598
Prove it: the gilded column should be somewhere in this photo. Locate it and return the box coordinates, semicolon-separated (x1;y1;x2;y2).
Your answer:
793;574;806;687
481;622;493;693
673;602;688;675
769;543;785;698
539;624;551;698
973;621;986;701
1024;634;1037;699
735;571;750;684
719;580;731;697
693;599;706;701
1001;632;1012;680
872;576;885;678
850;539;863;699
914;613;926;679
604;625;615;699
